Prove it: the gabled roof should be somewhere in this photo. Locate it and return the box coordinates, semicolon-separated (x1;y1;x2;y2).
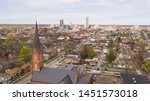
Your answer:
32;67;76;84
61;75;73;84
33;21;41;52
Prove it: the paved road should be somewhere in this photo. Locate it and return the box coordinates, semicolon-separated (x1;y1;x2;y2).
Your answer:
45;53;65;68
16;74;32;84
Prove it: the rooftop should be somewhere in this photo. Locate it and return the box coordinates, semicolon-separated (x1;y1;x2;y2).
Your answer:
93;74;122;84
121;73;150;84
32;67;76;84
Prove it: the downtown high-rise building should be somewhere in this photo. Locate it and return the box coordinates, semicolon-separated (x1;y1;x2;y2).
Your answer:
85;16;89;29
60;19;64;28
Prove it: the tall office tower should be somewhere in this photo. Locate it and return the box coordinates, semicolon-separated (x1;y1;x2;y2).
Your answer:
85;16;89;28
60;19;64;28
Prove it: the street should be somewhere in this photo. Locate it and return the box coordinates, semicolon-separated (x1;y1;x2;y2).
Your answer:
16;74;32;84
45;53;65;68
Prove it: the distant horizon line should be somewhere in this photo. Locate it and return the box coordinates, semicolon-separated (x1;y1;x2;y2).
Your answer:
0;23;150;26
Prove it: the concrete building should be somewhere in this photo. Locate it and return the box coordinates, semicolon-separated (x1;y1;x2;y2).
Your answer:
85;16;89;29
60;19;64;28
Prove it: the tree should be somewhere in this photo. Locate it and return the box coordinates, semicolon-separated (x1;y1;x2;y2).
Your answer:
87;47;98;58
5;36;17;51
128;41;135;51
143;60;150;73
80;44;98;59
135;39;148;67
44;38;52;48
64;42;75;53
106;50;116;64
19;46;32;64
5;36;21;55
80;44;88;59
117;37;122;43
107;39;114;49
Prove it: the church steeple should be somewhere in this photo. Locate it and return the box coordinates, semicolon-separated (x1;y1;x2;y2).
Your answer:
32;21;44;72
33;21;41;52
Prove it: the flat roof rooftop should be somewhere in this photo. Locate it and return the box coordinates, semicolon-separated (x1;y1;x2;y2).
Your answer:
93;74;122;84
121;73;150;84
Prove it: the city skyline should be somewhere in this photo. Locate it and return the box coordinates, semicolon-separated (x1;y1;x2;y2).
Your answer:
1;0;150;25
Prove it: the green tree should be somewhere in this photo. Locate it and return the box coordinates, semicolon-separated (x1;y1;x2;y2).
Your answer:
19;46;32;64
143;60;150;73
80;44;98;59
80;44;88;59
106;50;116;64
87;47;98;58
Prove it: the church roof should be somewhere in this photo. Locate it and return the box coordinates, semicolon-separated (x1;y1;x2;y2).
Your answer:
33;21;41;52
32;67;76;84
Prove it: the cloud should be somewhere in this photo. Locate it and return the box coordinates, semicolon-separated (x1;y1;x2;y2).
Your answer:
0;0;150;24
22;0;81;8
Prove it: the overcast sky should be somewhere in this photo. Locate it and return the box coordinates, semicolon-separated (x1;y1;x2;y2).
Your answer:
0;0;150;25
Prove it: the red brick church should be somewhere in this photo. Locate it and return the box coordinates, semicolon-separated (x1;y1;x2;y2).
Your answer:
31;22;92;84
32;22;44;73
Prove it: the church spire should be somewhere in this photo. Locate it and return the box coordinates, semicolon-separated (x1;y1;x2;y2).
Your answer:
32;21;44;72
33;21;41;52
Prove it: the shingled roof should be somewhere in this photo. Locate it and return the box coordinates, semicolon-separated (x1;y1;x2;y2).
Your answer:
31;66;92;84
32;67;76;84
